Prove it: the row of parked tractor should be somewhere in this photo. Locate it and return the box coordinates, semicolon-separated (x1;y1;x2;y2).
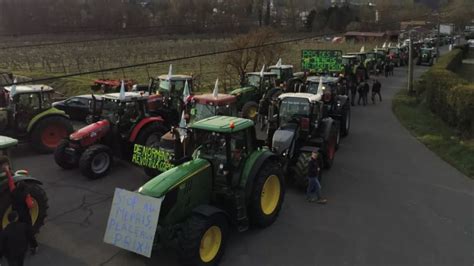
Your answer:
0;41;430;265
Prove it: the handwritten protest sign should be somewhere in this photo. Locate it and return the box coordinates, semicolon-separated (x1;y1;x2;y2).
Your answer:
132;144;175;172
104;188;163;258
301;50;343;73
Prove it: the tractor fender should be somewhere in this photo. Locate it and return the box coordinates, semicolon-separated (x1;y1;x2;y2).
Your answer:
0;175;42;193
129;117;164;142
321;117;336;142
192;205;230;220
243;151;280;200
27;108;69;132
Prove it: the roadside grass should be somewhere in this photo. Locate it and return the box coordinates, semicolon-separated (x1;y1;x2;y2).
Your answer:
392;89;474;179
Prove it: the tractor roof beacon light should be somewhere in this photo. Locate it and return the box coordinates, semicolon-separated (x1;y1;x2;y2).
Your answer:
229;121;235;129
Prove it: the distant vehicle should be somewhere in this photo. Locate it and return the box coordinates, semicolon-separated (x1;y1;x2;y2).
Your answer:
53;95;103;122
468;39;474;48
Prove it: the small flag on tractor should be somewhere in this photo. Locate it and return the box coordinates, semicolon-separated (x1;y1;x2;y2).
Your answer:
183;80;191;104
119;80;126;100
382;42;387;48
259;65;265;78
9;78;17;99
360;46;365;53
178;111;187;143
317;77;325;96
275;58;282;67
212;78;219;98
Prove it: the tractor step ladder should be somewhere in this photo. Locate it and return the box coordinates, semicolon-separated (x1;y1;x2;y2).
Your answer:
234;190;249;232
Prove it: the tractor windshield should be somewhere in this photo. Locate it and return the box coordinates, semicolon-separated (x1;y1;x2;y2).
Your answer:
388;48;399;55
194;130;227;161
191;103;233;123
246;75;261;88
279;97;310;125
366;53;376;60
101;99;119;122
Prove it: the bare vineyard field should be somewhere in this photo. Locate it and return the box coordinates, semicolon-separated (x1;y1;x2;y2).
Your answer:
0;34;380;96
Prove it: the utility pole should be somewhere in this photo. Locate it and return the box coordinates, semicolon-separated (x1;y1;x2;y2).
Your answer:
408;30;414;95
436;13;440;58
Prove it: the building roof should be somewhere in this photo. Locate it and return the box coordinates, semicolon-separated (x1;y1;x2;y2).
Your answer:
4;84;53;94
278;92;322;103
193;93;236;106
191;116;254;133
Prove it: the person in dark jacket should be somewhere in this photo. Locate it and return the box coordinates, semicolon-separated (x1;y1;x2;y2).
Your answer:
371;79;382;103
0;211;37;266
306;151;327;204
357;82;369;106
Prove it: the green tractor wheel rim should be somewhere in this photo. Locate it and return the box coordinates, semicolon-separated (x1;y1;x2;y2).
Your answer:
2;199;39;229
200;225;222;263
260;175;281;215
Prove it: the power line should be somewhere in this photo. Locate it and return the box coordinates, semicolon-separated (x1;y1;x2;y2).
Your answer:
4;8;467;86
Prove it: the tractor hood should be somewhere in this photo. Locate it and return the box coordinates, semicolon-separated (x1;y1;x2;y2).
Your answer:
70;120;110;141
272;123;299;156
230;86;255;96
139;158;210;198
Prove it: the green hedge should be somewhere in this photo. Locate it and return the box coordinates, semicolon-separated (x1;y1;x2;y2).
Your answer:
416;48;474;137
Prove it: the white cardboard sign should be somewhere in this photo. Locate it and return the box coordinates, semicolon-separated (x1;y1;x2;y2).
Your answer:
104;188;163;258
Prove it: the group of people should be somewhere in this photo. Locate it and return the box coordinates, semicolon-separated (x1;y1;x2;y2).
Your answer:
350;79;383;106
0;158;38;266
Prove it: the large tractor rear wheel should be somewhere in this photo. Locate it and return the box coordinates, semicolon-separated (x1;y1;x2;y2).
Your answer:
54;139;78;169
178;213;229;266
341;105;351;137
292;152;324;187
0;182;49;234
135;122;168;178
30;116;73;154
249;161;285;228
241;102;259;121
79;144;113;179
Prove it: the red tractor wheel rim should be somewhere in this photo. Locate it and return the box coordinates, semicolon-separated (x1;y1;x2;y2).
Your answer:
41;124;68;149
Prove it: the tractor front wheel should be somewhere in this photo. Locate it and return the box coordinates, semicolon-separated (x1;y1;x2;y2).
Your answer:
0;182;49;234
30;116;73;154
249;161;285;228
79;144;113;179
178;213;229;266
54;139;78;169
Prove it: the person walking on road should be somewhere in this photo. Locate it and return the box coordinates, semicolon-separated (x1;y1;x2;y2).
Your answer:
371;79;382;103
306;151;327;204
350;80;357;106
0;211;37;266
358;82;369;106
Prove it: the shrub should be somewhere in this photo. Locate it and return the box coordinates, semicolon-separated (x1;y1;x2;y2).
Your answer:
416;48;474;137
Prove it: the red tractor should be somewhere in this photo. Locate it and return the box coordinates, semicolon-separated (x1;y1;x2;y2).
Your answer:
54;92;167;179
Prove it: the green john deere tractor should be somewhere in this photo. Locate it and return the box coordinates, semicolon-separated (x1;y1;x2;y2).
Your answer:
0;85;73;153
0;136;49;233
230;72;278;121
138;116;285;265
416;48;435;66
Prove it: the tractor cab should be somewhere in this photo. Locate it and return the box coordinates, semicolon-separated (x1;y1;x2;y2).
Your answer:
96;92;149;131
268;64;294;84
417;48;435;66
346;52;367;66
242;72;277;92
152;74;193;122
342;55;358;75
190;93;237;123
1;85;55;131
0;135;18;179
306;76;343;96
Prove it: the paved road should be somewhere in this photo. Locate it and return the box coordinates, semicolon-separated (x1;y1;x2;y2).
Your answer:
13;48;473;266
